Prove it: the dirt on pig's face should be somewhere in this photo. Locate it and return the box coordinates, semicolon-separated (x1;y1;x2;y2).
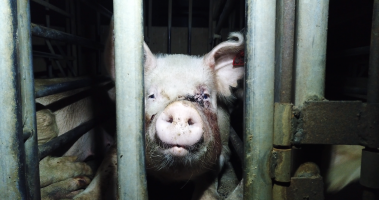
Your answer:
144;55;222;181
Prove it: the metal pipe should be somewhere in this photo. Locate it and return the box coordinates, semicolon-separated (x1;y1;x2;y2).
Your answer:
113;0;148;199
361;1;379;199
147;0;152;44
33;51;75;60
168;0;172;53
18;0;41;198
367;0;379;104
34;76;111;98
188;0;193;55
229;127;244;162
274;0;295;103
244;0;276;199
38;116;112;160
208;0;214;51
294;0;329;106
0;0;27;198
31;23;101;49
46;40;68;76
214;0;236;34
79;0;112;19
32;0;71;17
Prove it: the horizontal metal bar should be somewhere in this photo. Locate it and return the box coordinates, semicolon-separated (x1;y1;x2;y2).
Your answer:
32;0;71;17
31;23;101;49
293;101;379;146
79;0;112;18
38;116;112;160
35;76;111;98
33;50;74;60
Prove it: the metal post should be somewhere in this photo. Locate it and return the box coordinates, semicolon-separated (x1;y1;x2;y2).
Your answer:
188;0;192;55
294;0;329;106
18;0;41;199
167;0;172;53
208;0;213;51
113;0;148;199
0;0;27;199
244;0;276;199
275;0;295;103
361;1;379;199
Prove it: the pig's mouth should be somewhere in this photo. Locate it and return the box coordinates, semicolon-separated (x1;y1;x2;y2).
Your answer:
155;134;204;154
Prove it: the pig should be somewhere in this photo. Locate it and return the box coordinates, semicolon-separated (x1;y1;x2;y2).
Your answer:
73;17;245;200
35;84;116;200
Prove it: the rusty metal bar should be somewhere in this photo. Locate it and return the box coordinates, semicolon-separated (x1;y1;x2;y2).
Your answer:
18;0;41;198
294;0;329;106
113;0;148;199
0;0;27;198
244;0;276;199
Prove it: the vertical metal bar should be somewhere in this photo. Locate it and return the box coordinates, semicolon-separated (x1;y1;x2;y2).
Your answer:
18;0;41;199
188;0;192;55
361;1;379;199
0;0;27;199
239;0;244;30
244;0;276;199
367;0;379;104
208;0;214;51
167;0;172;53
95;0;101;75
113;0;148;199
294;0;329;106
275;0;295;103
147;0;152;45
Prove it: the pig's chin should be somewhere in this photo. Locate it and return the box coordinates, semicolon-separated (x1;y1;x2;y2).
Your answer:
155;134;204;157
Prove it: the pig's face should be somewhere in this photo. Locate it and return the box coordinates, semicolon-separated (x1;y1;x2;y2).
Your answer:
144;55;222;180
104;26;244;181
140;34;244;181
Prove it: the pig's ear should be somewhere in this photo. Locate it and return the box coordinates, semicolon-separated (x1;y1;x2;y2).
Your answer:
143;42;156;72
203;32;244;97
104;17;156;81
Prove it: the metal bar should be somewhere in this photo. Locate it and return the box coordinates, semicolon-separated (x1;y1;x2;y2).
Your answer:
34;76;111;98
361;1;379;199
0;0;27;198
113;0;148;199
294;0;329;106
38;116;110;160
244;0;276;199
275;0;295;103
229;127;243;162
32;0;71;17
31;23;101;49
46;40;68;76
208;0;214;51
54;42;77;76
79;0;112;19
33;51;74;60
214;0;236;34
168;0;172;53
147;0;152;44
367;0;379;104
18;0;41;198
188;0;192;55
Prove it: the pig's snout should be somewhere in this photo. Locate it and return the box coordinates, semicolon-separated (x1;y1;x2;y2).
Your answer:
156;101;203;156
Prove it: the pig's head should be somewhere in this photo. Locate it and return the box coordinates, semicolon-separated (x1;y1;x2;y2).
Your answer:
105;24;244;181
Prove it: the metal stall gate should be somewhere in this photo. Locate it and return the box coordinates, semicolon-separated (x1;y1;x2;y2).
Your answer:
1;0;378;199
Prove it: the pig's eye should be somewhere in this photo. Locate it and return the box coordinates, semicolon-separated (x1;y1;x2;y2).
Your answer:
203;93;210;100
148;94;155;99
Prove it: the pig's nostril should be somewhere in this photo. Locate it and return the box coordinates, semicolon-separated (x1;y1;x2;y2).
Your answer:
167;116;173;123
188;119;194;126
